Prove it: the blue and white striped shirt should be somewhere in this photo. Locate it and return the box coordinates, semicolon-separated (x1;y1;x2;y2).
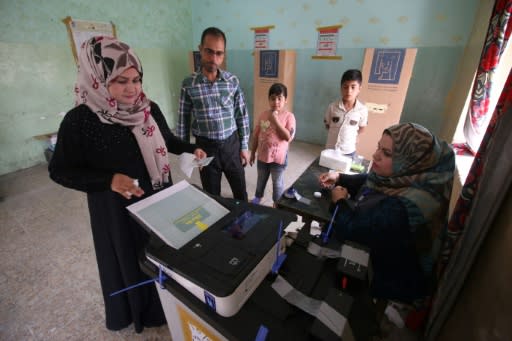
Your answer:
177;69;250;150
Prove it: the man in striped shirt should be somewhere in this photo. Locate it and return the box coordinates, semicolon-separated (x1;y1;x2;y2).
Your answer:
177;27;250;201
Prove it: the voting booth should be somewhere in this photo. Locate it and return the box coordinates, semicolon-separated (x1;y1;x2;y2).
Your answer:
253;50;296;121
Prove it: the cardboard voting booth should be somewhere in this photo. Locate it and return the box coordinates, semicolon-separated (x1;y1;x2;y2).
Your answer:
253;50;296;121
358;48;417;159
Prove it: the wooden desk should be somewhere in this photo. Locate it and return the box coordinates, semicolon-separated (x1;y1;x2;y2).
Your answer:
276;157;332;224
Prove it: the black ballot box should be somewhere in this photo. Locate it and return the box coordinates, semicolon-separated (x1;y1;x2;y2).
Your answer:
337;241;372;293
140;240;380;341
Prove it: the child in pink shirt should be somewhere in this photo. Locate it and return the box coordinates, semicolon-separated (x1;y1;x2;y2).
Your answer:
250;83;296;206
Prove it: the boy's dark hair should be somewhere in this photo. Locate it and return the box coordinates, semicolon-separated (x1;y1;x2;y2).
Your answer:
268;83;288;98
201;27;226;47
341;69;362;86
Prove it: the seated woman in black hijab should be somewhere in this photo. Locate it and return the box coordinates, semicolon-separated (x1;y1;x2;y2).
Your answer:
319;123;455;310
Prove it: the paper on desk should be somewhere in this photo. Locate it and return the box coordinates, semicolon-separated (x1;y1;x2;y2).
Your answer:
284;220;305;234
284;215;304;234
178;153;214;178
310;220;322;236
126;180;229;249
291;190;312;205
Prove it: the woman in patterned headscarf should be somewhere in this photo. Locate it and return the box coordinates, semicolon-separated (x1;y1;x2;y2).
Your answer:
49;36;206;333
319;122;455;306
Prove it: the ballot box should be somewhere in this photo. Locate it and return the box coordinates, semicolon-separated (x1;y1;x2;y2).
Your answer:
140;239;380;341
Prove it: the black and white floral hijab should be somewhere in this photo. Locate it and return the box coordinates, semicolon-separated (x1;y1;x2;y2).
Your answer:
75;36;170;190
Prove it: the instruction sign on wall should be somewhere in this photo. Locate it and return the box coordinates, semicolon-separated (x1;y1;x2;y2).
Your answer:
250;25;275;50
62;16;116;65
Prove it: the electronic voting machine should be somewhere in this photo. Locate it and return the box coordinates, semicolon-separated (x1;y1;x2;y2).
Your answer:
127;180;296;317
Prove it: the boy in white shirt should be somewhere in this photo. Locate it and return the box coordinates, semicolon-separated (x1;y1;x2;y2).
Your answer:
324;69;368;157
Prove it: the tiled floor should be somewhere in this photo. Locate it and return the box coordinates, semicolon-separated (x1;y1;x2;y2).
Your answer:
0;141;322;341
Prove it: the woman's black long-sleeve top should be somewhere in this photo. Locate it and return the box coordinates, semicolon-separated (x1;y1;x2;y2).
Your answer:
49;102;196;197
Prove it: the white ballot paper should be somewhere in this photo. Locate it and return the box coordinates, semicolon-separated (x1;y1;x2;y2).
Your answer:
127;180;229;249
178;153;214;178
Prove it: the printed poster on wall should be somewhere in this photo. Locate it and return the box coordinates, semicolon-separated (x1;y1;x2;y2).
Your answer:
315;25;342;57
250;25;275;50
62;16;116;65
254;29;270;49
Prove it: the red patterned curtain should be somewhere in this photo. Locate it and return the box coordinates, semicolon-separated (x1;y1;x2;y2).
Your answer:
426;67;512;340
452;0;512;155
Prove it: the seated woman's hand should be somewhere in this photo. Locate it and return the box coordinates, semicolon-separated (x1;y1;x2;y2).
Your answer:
331;186;349;202
318;171;339;189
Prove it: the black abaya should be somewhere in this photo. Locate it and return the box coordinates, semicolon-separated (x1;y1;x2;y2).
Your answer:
49;102;196;332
